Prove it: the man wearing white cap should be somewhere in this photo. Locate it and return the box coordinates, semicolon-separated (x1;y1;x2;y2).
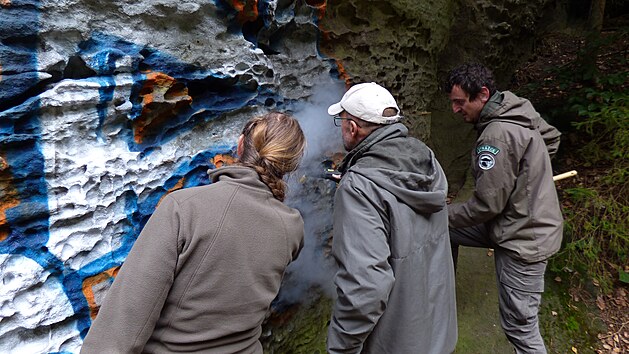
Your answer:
326;82;457;354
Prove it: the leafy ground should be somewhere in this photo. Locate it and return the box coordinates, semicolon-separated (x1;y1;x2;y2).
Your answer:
511;23;628;354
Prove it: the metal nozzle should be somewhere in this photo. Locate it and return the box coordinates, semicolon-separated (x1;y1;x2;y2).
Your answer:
323;168;341;182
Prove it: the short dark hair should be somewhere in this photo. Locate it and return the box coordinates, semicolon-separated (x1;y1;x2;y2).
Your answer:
444;63;496;100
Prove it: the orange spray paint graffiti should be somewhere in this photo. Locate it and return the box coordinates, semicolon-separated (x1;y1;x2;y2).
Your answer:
155;177;186;207
305;0;326;20
155;154;236;206
210;154;236;168
133;72;192;144
334;60;351;86
314;3;352;86
229;0;259;23
155;153;237;206
169;178;185;192
82;266;121;319
0;155;20;241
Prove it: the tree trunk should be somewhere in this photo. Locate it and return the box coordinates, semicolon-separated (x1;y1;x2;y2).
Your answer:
589;0;606;32
579;0;606;83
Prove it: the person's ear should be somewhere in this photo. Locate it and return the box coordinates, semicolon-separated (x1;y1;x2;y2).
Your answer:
350;120;359;136
237;134;244;156
480;86;490;103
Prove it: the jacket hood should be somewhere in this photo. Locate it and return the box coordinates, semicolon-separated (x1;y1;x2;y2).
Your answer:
477;91;540;131
339;123;447;214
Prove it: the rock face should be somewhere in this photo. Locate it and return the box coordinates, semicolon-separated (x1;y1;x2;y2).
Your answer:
0;0;558;352
431;0;559;190
319;0;455;141
319;0;558;190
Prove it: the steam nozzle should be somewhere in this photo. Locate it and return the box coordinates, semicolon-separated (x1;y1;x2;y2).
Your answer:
323;168;342;182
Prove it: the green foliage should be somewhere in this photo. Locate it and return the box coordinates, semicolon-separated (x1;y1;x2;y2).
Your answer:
547;30;629;292
620;269;629;284
552;187;629;293
569;84;629;167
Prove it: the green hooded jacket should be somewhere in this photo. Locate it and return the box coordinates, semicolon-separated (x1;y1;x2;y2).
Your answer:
448;90;563;263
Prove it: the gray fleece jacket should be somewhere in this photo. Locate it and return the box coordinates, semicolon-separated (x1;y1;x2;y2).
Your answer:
327;123;457;354
81;166;304;353
448;90;563;262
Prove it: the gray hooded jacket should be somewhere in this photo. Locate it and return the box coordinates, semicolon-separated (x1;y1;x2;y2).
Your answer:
81;166;303;353
327;123;457;354
448;91;563;262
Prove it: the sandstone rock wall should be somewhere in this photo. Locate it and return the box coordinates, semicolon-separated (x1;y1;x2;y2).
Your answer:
318;0;455;141
1;1;342;352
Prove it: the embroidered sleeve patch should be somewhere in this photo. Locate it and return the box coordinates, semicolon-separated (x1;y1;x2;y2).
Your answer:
478;153;496;170
476;144;500;155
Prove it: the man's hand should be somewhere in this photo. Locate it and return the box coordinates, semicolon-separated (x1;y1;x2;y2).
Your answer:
324;168;342;182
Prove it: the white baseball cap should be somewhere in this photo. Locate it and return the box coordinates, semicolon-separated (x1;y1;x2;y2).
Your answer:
328;82;401;124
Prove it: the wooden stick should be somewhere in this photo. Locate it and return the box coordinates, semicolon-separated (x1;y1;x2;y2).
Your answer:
553;170;578;181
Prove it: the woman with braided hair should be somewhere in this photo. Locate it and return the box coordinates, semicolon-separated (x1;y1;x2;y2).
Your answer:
237;112;305;201
82;112;306;354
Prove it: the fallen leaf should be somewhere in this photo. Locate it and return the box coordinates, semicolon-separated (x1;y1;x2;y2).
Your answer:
554;276;562;283
619;268;629;284
597;295;606;310
572;346;578;353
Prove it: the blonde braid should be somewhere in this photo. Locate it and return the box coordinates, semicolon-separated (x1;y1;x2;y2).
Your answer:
238;112;305;201
253;162;287;201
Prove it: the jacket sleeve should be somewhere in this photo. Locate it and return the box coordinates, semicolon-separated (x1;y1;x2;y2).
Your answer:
536;116;561;158
327;174;395;354
81;195;181;354
448;125;519;228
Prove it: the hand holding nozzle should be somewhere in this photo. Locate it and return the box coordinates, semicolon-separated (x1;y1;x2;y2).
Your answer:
323;168;342;182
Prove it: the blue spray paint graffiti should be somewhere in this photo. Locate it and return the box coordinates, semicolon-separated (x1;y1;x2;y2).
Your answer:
0;0;45;110
1;1;336;348
0;0;52;270
77;32;285;152
1;27;291;341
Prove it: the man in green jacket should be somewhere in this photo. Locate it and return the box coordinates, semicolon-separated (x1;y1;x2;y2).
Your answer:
444;63;563;354
326;82;457;354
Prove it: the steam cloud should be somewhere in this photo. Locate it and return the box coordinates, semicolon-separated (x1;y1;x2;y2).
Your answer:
279;80;346;305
